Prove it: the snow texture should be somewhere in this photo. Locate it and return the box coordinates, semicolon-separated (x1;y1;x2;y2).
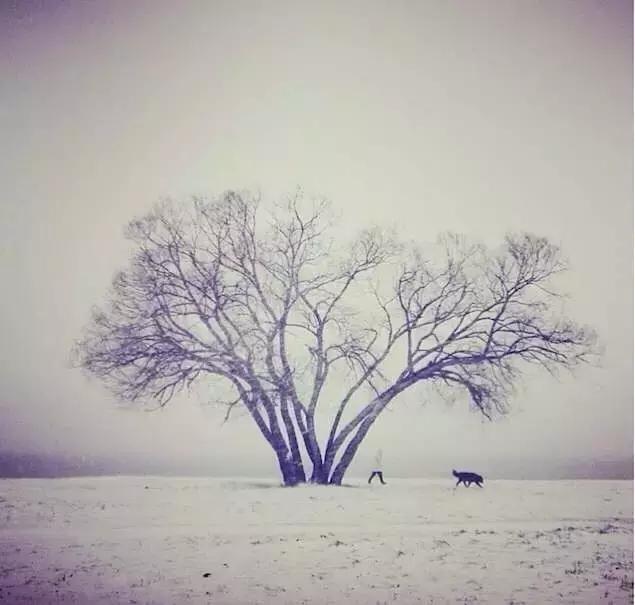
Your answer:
0;477;632;604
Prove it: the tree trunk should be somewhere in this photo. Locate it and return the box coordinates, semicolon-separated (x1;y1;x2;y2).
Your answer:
273;444;303;486
280;399;306;483
327;415;375;484
310;465;329;484
305;417;326;483
327;383;410;484
328;397;401;484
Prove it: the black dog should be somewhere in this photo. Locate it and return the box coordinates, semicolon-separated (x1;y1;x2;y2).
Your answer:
452;469;484;488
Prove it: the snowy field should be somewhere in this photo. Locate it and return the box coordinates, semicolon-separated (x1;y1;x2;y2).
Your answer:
0;477;632;604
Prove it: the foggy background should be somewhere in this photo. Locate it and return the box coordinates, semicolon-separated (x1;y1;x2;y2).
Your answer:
1;0;632;480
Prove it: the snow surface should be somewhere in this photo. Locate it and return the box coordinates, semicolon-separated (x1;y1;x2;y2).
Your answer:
0;477;632;604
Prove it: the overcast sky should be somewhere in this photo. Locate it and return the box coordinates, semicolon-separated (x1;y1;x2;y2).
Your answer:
1;0;632;479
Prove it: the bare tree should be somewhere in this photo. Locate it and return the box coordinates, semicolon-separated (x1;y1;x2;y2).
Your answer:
75;191;597;485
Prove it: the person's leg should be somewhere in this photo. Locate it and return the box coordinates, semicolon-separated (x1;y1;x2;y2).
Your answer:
378;472;386;485
368;472;376;484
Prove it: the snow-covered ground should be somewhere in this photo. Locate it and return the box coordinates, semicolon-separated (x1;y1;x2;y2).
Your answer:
0;477;632;604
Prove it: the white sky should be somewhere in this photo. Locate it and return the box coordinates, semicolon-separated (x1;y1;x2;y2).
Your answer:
1;0;632;478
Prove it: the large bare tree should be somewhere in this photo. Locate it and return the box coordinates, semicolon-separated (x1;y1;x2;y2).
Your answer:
75;191;596;485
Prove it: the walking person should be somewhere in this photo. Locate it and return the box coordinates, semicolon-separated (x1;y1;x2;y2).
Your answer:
368;448;387;485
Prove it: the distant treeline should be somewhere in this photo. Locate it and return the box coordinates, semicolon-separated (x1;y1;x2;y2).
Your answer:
0;451;632;480
0;451;187;478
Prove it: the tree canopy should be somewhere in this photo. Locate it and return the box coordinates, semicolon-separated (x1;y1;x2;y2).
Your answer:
75;191;597;485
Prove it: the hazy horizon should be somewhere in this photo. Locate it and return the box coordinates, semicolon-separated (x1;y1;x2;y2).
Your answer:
1;1;632;482
0;448;633;481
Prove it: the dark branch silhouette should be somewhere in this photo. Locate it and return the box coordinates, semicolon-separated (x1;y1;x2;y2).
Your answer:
74;191;597;485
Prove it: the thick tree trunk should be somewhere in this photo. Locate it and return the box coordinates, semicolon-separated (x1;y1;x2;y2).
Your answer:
273;445;303;486
247;385;305;486
321;398;385;482
327;415;376;485
280;399;306;483
327;383;411;484
310;466;329;484
239;392;302;486
306;417;326;483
